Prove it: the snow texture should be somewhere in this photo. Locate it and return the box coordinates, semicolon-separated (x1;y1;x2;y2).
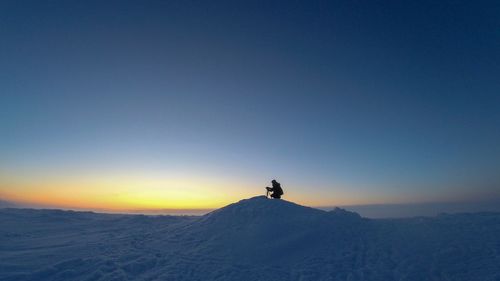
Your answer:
1;196;499;281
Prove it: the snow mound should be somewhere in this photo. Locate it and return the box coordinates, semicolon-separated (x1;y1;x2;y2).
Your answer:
200;196;326;224
198;196;362;228
328;207;362;220
179;196;365;268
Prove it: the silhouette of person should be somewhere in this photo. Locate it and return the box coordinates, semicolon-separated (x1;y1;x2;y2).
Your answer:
266;179;284;199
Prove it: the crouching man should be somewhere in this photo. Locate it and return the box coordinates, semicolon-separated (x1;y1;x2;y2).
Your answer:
266;179;284;199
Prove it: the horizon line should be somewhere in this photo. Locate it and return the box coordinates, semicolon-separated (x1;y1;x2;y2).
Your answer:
3;197;500;218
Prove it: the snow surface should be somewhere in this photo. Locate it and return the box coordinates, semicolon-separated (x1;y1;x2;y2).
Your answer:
1;196;499;281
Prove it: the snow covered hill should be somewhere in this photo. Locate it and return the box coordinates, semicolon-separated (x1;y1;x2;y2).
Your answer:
1;196;499;281
0;200;17;208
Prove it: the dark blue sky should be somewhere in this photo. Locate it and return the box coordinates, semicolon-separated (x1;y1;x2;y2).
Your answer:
1;0;499;208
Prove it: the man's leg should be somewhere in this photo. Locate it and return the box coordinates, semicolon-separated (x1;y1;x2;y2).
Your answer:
271;193;281;199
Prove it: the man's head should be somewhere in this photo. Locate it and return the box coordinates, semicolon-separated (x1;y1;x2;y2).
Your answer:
271;179;277;184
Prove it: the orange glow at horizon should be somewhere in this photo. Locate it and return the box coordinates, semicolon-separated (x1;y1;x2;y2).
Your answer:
0;172;253;210
0;171;445;211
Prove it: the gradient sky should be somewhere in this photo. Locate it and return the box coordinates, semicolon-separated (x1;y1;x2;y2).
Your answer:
1;0;499;211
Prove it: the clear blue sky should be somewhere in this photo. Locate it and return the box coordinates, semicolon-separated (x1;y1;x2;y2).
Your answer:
1;0;499;209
